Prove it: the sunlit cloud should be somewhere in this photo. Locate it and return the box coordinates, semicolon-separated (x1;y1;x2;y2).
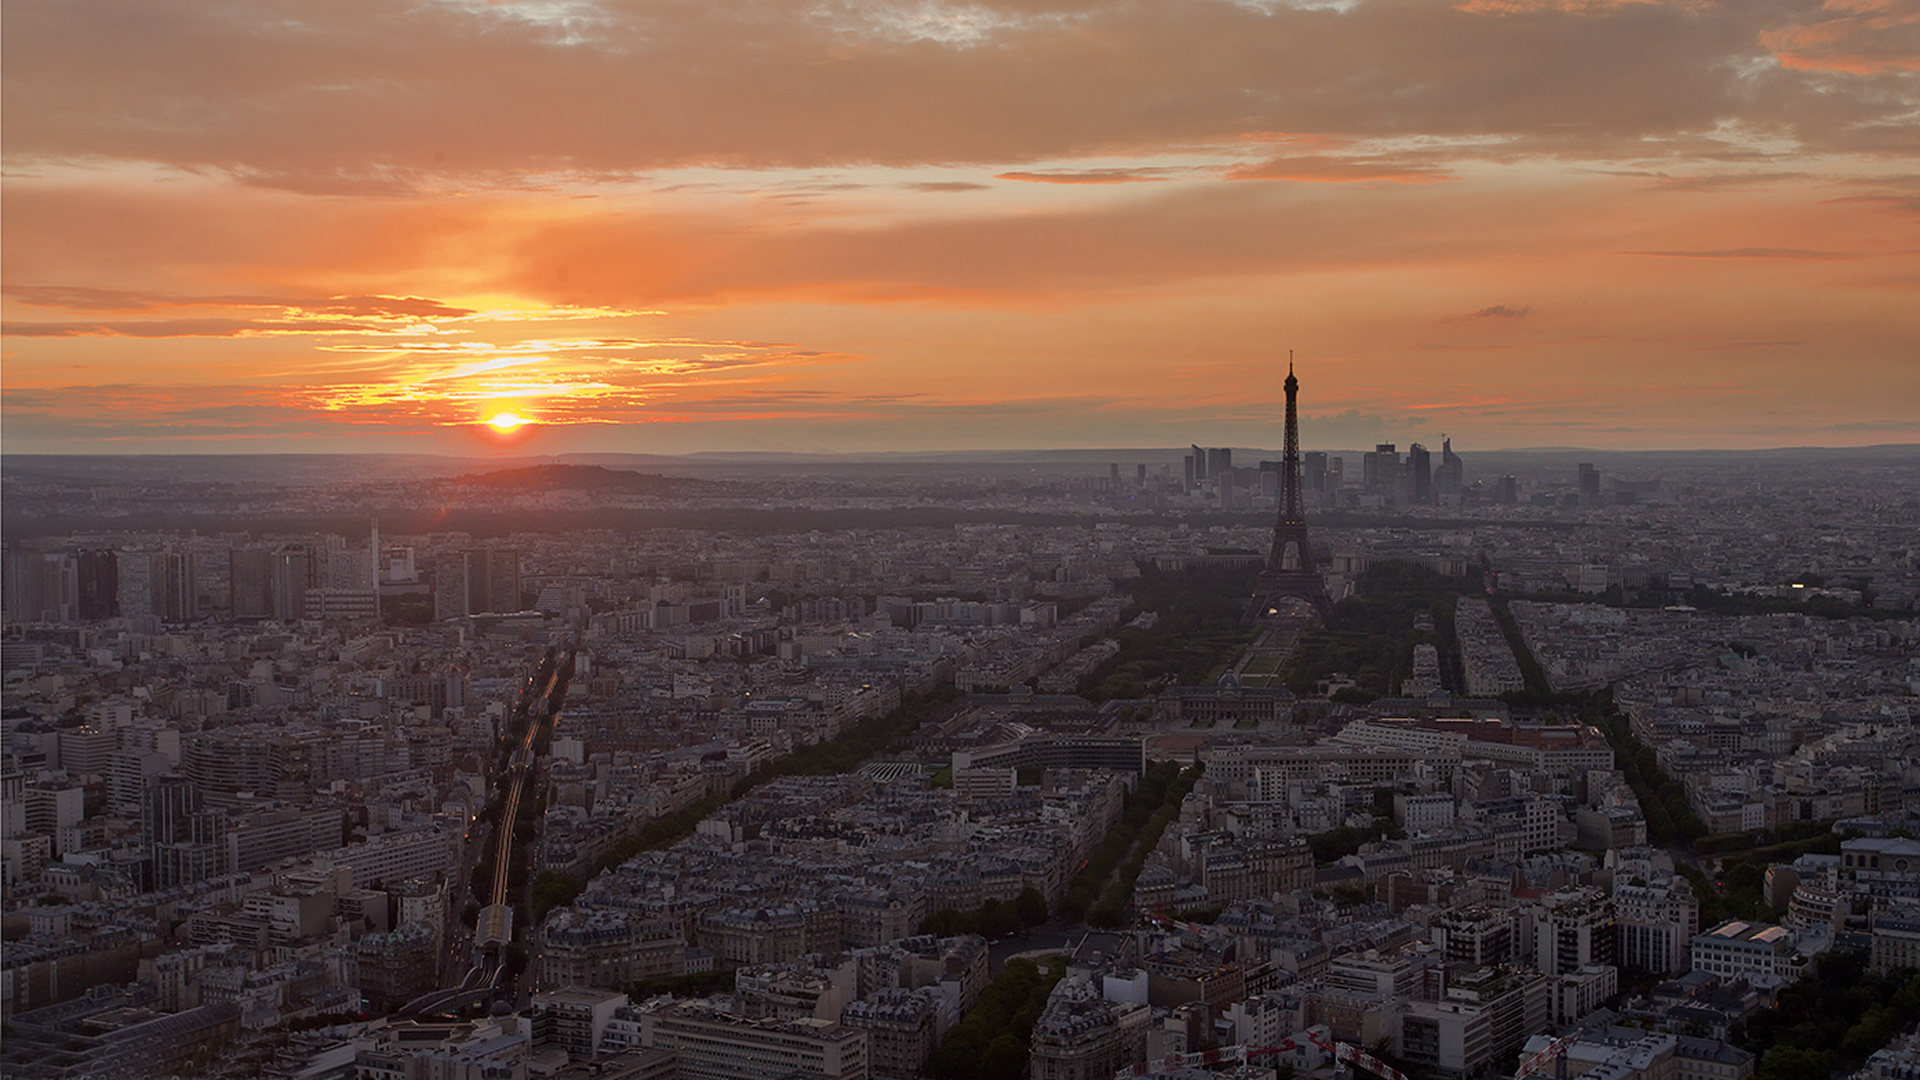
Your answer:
996;168;1183;185
1227;155;1455;183
3;0;1918;453
1619;248;1863;260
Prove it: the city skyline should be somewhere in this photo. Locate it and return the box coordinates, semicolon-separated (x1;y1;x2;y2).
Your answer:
4;0;1919;455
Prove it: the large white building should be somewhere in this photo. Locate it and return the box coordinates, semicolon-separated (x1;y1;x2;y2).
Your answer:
1842;837;1920;899
523;988;629;1063
1689;920;1804;985
1531;888;1617;977
1614;876;1698;975
624;1002;870;1080
1392;792;1457;834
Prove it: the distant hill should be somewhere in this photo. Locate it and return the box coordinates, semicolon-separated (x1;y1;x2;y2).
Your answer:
450;464;702;492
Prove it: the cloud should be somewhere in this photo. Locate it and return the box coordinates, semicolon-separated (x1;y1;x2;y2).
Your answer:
1824;192;1920;216
1619;248;1861;260
1;318;407;338
6;0;1918;191
1;284;476;318
1825;419;1919;432
996;168;1179;185
1651;172;1817;191
1228;155;1453;183
1759;0;1920;74
5;0;1919;455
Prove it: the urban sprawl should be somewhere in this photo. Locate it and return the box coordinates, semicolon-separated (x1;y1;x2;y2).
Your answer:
2;439;1918;1080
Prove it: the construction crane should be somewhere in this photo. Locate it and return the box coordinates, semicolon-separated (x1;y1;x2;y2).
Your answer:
1113;1027;1420;1080
1116;1039;1322;1080
1513;1033;1574;1080
1304;1029;1412;1080
1115;1044;1254;1080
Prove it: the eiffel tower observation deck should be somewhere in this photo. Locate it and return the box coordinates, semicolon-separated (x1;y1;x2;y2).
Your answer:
1249;354;1332;621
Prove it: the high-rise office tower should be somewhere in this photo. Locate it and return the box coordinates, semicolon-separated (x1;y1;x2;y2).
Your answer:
231;547;274;621
1;549;41;623
1408;443;1433;503
1206;447;1232;480
272;549;312;621
143;774;227;891
1364;443;1398;492
369;518;382;620
1190;444;1208;483
1435;437;1464;497
327;547;372;592
1303;451;1328;494
1;549;79;623
77;549;118;620
121;550;198;623
118;551;164;622
1497;475;1520;504
482;549;522;613
435;553;469;620
159;550;198;622
443;549;524;616
1578;463;1602;499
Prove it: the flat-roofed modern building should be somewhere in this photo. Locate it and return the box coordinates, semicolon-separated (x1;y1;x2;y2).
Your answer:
1689;920;1804;984
634;1003;870;1080
1615;876;1698;975
951;735;1144;777
525;988;630;1062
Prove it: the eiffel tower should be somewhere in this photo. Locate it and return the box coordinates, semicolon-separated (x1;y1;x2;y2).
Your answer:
1249;353;1332;621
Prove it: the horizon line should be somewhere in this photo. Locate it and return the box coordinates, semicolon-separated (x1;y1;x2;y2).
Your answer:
4;442;1919;461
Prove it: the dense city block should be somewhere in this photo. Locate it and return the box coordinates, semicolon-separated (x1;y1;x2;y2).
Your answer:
3;444;1918;1080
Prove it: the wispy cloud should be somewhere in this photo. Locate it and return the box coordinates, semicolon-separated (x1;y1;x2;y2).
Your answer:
995;168;1181;185
1619;248;1862;260
1228;155;1453;184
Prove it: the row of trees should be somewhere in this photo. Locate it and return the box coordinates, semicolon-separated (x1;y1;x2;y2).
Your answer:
1592;706;1707;844
530;869;586;922
1056;760;1192;921
590;794;730;876
730;687;961;789
923;955;1069;1080
557;690;960;893
1282;563;1476;700
1744;952;1920;1080
1304;818;1401;864
1080;565;1260;700
918;888;1051;939
1088;765;1203;927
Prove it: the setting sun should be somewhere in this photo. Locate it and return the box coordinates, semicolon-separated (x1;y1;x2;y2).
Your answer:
486;412;531;431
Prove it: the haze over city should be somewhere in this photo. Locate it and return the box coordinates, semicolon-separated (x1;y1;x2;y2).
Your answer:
4;0;1919;455
6;7;1920;1080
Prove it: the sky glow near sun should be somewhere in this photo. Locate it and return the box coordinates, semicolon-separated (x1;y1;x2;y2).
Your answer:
2;0;1918;454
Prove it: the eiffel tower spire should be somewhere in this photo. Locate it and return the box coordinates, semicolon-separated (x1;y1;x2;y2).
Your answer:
1250;351;1331;620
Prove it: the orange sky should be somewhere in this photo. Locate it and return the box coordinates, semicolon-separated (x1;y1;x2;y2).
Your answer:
3;0;1916;454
